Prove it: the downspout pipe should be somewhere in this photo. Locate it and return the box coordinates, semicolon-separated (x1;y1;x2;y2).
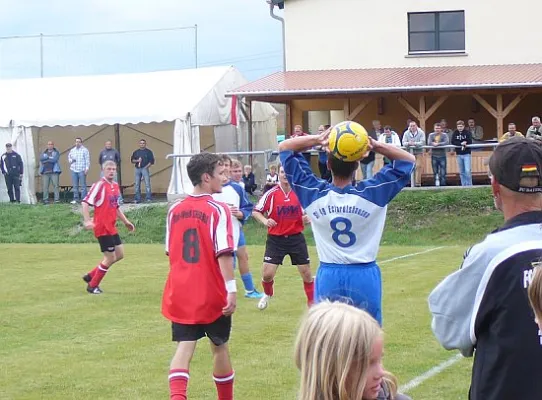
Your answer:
269;2;286;72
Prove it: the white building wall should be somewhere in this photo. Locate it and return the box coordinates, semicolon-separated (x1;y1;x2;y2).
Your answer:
284;0;542;70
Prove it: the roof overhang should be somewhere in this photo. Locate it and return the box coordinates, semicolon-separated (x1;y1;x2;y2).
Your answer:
227;64;542;101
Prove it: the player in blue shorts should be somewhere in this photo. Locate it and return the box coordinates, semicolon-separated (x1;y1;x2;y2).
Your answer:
278;128;414;324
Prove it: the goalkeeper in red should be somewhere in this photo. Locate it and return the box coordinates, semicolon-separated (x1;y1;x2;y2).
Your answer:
81;160;135;294
162;152;237;400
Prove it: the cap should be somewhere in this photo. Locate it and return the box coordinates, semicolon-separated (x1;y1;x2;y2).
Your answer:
489;136;542;193
5;143;12;147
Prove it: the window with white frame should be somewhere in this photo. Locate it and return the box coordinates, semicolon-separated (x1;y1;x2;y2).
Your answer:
408;11;465;54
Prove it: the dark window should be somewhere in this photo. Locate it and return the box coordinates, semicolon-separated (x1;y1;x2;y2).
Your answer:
408;11;465;53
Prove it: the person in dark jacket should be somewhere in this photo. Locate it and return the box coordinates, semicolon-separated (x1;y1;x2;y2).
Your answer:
39;140;62;204
98;140;123;203
451;120;473;186
429;137;542;400
1;143;24;203
242;164;257;195
130;139;154;203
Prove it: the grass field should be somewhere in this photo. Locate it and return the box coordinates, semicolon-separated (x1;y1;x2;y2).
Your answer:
0;243;474;400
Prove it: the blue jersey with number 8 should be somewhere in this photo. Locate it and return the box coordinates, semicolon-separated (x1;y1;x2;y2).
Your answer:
279;151;413;265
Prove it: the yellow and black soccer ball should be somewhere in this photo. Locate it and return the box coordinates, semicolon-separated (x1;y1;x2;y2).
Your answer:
328;121;370;162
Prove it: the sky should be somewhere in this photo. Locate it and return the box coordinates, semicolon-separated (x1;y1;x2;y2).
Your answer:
0;0;283;81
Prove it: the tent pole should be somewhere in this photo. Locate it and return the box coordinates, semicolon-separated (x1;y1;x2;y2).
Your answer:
114;123;123;192
248;100;253;166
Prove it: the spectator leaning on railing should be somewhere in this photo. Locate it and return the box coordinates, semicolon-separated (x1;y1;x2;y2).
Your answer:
500;122;524;142
428;123;449;187
526;116;542;141
378;126;401;166
402;121;426;187
451;120;473;187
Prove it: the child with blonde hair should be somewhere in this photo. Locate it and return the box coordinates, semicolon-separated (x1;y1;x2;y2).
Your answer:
528;263;542;331
294;301;411;400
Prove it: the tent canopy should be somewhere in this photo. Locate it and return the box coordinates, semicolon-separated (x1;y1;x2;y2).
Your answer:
0;66;271;128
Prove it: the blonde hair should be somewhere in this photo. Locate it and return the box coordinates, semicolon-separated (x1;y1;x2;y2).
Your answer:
528;263;542;325
295;302;397;400
230;159;242;169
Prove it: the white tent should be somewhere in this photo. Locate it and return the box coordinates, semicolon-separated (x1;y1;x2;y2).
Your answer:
0;66;278;204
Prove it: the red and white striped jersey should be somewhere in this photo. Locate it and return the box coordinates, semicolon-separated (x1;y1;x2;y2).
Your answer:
83;178;120;237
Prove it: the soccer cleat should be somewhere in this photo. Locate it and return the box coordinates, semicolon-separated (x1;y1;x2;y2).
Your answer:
86;285;103;295
82;274;91;284
245;289;264;299
257;294;270;310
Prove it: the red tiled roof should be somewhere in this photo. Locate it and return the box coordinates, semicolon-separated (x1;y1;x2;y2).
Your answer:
229;64;542;97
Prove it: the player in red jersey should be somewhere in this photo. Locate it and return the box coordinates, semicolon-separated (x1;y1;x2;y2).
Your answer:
81;160;135;294
163;152;236;400
252;164;314;310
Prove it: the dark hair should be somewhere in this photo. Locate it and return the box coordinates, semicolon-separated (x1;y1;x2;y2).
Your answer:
220;154;232;164
139;139;146;143
434;123;442;128
384;125;392;131
187;152;223;186
328;157;359;180
456;120;465;126
324;124;331;130
75;137;83;142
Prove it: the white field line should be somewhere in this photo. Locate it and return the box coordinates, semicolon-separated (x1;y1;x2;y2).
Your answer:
399;353;463;393
379;246;446;265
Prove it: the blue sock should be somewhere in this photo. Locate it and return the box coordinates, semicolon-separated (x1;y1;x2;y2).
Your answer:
241;273;255;292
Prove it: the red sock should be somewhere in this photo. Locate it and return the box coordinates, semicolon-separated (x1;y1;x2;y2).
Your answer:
213;371;234;400
169;369;189;400
262;280;274;296
89;263;109;288
87;267;98;278
304;280;314;306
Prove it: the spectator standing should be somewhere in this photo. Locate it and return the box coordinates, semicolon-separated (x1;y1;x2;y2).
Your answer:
360;120;382;180
242;165;257;195
526;116;542;141
316;125;331;181
130;139;155;203
1;143;23;203
39;141;61;204
428;123;449;186
500;123;524;142
402;121;426;187
440;119;453;136
68;137;90;204
292;124;311;163
451;120;473;186
429;137;542;400
378;126;401;165
98;140;123;204
468;117;484;141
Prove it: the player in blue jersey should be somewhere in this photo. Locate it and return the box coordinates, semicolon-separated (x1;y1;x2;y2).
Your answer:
278;128;415;324
213;154;263;299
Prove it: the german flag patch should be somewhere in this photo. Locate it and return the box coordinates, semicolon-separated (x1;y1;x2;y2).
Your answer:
521;164;538;173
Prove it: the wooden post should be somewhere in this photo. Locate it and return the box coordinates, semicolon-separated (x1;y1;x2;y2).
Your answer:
343;99;350;120
247;100;253;166
425;96;449;120
419;96;426;132
496;94;504;139
286;101;292;137
397;96;420;120
347;98;372;121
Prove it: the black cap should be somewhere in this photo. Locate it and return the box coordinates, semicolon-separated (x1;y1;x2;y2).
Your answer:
489;136;542;193
5;143;12;147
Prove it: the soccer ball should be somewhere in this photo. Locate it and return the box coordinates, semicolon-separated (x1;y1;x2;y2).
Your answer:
328;121;370;162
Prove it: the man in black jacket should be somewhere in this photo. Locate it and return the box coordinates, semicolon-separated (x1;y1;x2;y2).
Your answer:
429;137;542;400
130;139;155;203
360;120;382;180
0;143;23;203
451;120;473;186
